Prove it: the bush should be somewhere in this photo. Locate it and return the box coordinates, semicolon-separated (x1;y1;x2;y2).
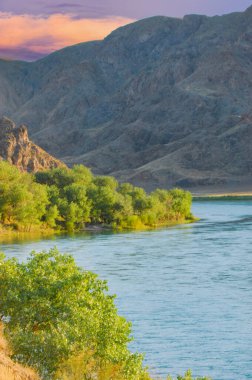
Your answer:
0;249;149;380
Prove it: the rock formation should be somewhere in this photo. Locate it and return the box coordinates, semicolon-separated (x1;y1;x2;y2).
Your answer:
0;117;65;172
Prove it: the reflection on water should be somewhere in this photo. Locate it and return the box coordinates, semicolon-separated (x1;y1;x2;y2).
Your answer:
1;201;252;380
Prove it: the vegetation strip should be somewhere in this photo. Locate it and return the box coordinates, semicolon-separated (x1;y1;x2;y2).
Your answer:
0;161;194;235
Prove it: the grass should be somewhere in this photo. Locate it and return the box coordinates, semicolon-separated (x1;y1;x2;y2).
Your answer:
193;195;252;201
0;226;61;243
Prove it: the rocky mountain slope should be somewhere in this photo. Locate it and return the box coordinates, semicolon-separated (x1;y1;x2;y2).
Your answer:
0;117;64;172
1;6;252;191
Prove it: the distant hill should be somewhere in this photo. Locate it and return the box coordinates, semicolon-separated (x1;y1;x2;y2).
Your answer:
0;117;65;172
1;6;252;191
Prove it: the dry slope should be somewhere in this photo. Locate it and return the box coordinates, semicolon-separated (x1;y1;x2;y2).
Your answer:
0;324;39;380
1;6;252;191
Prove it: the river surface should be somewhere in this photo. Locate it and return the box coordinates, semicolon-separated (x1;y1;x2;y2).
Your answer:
1;201;252;380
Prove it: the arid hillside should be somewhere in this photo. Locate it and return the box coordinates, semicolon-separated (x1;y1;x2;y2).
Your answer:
1;6;252;191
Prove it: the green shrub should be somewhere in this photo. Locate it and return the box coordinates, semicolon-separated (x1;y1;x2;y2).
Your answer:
0;249;149;380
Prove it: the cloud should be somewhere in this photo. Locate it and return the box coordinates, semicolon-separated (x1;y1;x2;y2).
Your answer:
0;12;134;61
0;0;111;18
53;3;82;7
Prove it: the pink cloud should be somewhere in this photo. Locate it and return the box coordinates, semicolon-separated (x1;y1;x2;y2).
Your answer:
0;12;134;60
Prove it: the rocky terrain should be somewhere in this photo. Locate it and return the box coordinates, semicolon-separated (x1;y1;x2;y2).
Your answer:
0;6;252;191
0;117;64;172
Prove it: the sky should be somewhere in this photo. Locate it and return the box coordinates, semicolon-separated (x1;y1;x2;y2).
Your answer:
0;0;251;61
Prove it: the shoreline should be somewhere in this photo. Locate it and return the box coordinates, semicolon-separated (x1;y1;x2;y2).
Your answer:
0;218;196;242
193;193;252;200
0;228;60;243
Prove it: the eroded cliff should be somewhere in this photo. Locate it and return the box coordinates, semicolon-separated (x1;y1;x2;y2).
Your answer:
0;117;65;172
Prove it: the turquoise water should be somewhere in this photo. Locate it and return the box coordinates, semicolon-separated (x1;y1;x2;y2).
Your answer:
1;201;252;380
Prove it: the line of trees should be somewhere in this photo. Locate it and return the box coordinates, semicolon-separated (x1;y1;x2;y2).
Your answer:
0;161;193;232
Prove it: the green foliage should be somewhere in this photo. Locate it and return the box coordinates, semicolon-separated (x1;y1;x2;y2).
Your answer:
168;189;193;219
35;167;74;188
0;249;149;380
35;166;94;231
93;175;118;191
167;370;211;380
0;161;49;231
87;184;119;224
0;160;193;232
45;205;59;228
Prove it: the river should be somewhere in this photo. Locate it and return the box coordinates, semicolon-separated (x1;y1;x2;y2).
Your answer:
1;200;252;380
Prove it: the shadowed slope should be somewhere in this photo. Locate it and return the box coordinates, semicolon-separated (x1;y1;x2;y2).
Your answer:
1;7;252;190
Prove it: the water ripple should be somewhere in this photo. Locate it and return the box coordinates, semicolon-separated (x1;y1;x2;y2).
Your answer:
1;200;252;380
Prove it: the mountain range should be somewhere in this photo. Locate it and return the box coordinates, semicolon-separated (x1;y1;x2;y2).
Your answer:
1;6;252;192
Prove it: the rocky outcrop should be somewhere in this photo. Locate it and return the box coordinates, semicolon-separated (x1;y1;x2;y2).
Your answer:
1;6;252;191
0;117;65;172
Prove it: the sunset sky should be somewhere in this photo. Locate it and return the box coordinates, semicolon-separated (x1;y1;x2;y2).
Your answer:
0;0;251;61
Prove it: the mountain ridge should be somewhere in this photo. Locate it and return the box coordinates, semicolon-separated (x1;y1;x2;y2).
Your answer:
0;6;252;191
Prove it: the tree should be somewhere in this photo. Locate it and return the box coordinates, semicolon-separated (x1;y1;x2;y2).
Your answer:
93;176;118;191
0;162;49;230
45;205;59;228
0;249;149;380
35;167;74;189
57;184;91;231
71;165;93;186
168;189;192;219
87;184;119;224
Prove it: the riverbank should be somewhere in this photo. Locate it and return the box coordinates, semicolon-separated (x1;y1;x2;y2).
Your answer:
0;227;59;243
193;194;252;200
0;217;197;243
0;323;39;380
